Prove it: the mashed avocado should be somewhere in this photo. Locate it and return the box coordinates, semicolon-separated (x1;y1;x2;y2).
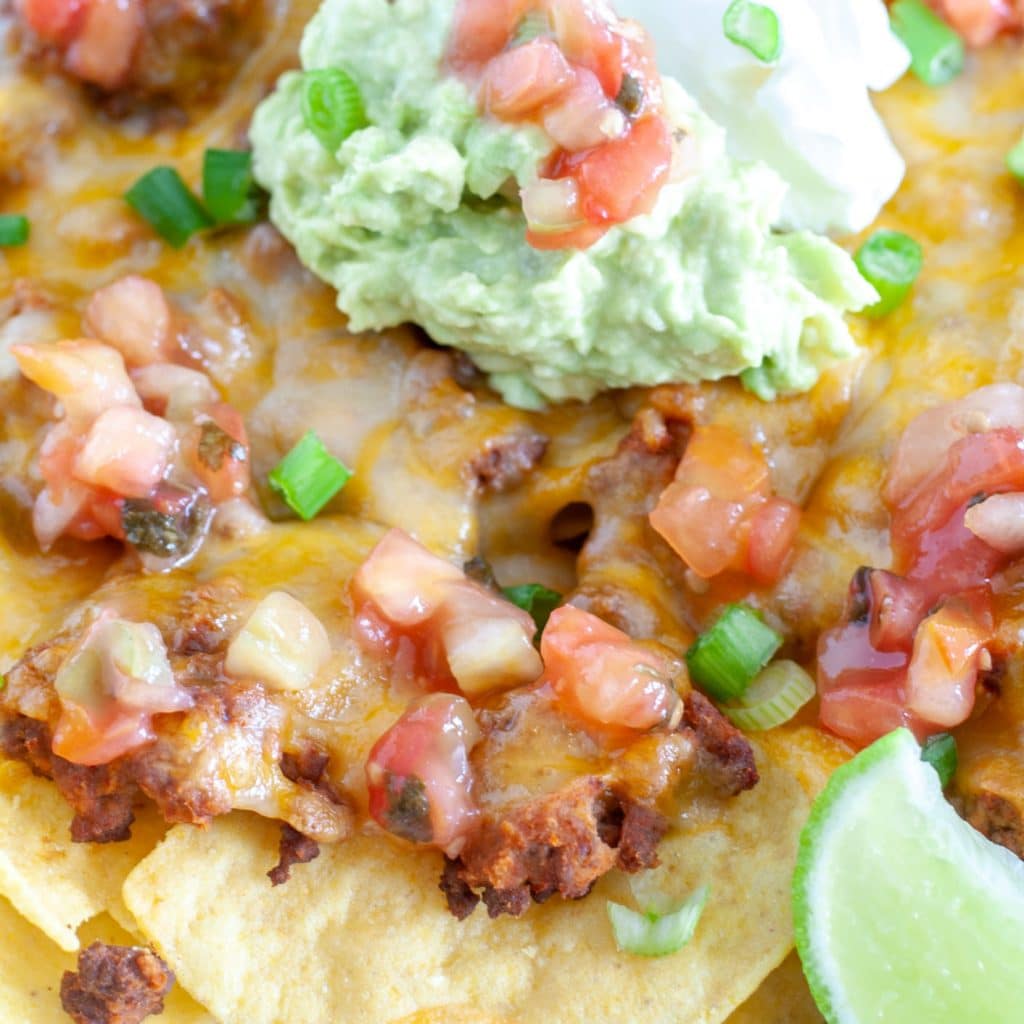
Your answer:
251;0;875;407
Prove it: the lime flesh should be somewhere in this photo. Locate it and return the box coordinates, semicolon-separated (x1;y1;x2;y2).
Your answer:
793;728;1024;1023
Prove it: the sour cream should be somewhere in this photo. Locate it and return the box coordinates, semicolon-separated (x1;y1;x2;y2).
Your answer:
615;0;910;235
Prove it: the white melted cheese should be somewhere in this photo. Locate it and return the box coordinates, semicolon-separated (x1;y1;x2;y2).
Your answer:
617;0;910;235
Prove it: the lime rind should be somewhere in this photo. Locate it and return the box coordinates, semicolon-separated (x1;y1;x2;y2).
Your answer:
793;728;1024;1024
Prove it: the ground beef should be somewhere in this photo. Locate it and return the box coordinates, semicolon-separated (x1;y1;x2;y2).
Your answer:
267;823;320;886
1;717;137;842
683;692;760;796
60;943;174;1024
469;431;549;493
440;776;667;920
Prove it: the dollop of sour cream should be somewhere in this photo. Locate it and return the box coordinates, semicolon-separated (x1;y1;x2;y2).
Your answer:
615;0;910;235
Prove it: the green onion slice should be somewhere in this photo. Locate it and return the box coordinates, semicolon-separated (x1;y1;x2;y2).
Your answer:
685;603;782;702
202;149;263;225
0;214;29;248
854;229;923;318
723;0;782;63
1007;133;1024;184
301;68;368;154
268;431;351;521
124;167;213;249
889;0;964;87
607;885;710;957
501;583;562;633
721;659;815;731
921;732;958;788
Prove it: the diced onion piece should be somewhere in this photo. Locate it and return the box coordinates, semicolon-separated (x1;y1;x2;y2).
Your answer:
124;167;213;249
32;481;92;550
440;583;542;696
84;276;175;367
521;177;585;234
12;339;139;421
685;604;782;702
854;229;923;318
963;491;1024;553
72;405;175;498
352;528;464;627
268;430;351;521
920;731;958;788
890;0;965;86
224;591;332;692
481;37;574;118
131;363;220;420
606;885;710;957
722;0;782;63
721;660;815;731
93;616;192;713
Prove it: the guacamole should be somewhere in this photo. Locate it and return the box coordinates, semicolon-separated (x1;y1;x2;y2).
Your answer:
251;0;876;407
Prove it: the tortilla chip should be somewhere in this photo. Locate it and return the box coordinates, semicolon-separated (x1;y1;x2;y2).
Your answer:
0;759;166;951
123;750;806;1024
725;952;823;1024
0;899;216;1024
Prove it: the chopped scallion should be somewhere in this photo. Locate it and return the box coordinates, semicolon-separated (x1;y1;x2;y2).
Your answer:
721;659;815;731
202;149;263;225
1007;133;1024;184
124;167;213;249
607;885;710;957
723;0;782;64
501;583;562;633
854;229;923;318
0;214;29;247
921;732;958;788
268;431;351;521
889;0;964;87
685;603;782;702
301;69;368;154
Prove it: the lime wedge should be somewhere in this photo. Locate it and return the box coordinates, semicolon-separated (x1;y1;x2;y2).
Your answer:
793;727;1024;1023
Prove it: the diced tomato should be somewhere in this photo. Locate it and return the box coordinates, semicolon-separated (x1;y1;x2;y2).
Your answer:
72;405;175;498
448;0;533;67
64;0;143;91
847;568;931;653
351;529;540;695
132;363;220;421
540;67;622;151
932;0;1018;46
745;497;801;585
18;0;88;42
904;600;991;728
571;116;672;225
365;693;481;856
84;276;176;368
13;339;139;422
649;424;797;583
819;680;930;749
481;37;574;119
188;404;251;503
548;0;626;98
52;703;156;767
525;221;608;250
540;604;681;733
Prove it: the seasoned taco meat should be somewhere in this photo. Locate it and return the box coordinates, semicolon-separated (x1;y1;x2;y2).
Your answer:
268;823;321;885
439;687;756;919
15;0;264;102
60;942;174;1024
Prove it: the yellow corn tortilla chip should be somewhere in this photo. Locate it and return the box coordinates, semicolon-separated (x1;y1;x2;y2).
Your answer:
725;952;823;1024
0;900;216;1024
123;750;806;1024
0;759;167;951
